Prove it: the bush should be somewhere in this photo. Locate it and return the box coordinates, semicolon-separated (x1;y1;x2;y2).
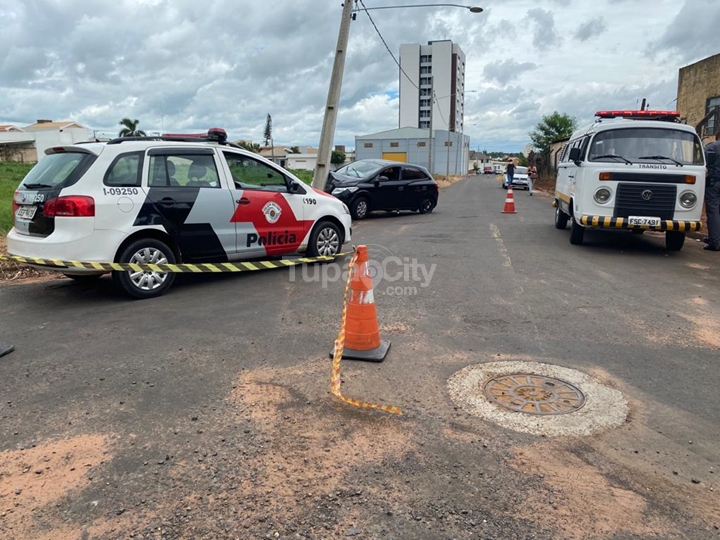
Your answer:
1;162;34;234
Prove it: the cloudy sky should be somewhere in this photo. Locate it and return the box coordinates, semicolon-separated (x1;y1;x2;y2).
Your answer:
1;0;718;152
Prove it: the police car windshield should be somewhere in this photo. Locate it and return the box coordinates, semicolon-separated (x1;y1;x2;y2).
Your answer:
335;161;384;178
588;128;703;165
20;152;91;189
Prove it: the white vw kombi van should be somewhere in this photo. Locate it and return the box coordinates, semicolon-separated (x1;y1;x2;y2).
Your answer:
553;110;706;251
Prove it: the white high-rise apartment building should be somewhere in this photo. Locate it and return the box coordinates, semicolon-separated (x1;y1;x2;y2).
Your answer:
399;40;466;132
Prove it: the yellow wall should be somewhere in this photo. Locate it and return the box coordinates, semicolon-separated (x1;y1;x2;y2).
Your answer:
381;152;407;163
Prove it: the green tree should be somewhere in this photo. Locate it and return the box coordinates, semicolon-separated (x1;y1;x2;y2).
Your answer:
263;114;273;147
236;141;262;153
529;112;577;155
289;146;300;154
118;118;146;137
331;150;346;164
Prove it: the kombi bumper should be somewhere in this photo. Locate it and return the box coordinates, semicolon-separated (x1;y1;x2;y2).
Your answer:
578;215;702;232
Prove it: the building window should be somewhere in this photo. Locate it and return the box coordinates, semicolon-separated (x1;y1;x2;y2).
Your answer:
444;141;453;147
419;121;430;129
364;143;373;148
420;77;431;85
417;141;427;147
420;66;432;75
420;89;431;97
419;111;430;118
707;96;720;135
390;142;399;148
420;99;431;107
420;54;432;63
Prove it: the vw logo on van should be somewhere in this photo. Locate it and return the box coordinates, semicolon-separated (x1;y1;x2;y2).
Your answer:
641;190;654;201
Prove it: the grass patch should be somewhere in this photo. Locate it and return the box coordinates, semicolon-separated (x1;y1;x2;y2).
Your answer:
288;169;313;185
0;162;33;234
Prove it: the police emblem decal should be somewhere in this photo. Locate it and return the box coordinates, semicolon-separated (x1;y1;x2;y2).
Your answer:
262;202;282;224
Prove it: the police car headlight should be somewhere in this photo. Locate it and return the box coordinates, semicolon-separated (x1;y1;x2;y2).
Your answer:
594;187;612;204
332;187;359;196
679;191;697;209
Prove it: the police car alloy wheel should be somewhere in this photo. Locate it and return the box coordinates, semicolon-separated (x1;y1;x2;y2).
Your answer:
307;221;341;257
112;238;177;299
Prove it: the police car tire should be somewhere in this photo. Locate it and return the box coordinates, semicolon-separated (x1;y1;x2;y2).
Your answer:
112;238;177;299
554;206;569;229
306;220;342;258
419;198;435;214
665;231;685;251
350;197;370;220
569;218;585;245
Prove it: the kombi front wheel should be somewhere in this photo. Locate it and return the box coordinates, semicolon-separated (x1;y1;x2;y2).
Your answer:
569;218;585;245
112;238;177;299
665;231;685;251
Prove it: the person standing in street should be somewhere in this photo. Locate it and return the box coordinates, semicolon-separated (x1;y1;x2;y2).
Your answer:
704;129;720;251
505;159;515;188
528;164;538;196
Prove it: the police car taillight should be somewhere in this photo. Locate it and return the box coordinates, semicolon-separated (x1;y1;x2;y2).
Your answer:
595;110;680;119
207;128;227;143
44;196;95;217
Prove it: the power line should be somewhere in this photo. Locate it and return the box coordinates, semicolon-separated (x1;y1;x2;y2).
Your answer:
356;0;420;91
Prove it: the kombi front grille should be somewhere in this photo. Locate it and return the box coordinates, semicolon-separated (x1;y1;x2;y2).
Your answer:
615;183;676;220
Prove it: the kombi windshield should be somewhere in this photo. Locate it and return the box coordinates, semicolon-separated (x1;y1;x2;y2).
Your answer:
588;128;704;166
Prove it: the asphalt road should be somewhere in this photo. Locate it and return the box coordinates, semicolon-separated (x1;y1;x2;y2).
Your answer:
1;175;719;539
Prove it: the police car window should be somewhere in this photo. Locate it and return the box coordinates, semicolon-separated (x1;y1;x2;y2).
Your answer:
148;154;220;188
222;152;287;192
105;152;142;187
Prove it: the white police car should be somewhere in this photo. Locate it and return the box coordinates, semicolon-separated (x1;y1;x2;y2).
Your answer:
8;129;352;298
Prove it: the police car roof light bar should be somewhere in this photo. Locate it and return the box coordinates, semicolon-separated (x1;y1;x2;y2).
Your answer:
107;128;236;147
595;110;680;121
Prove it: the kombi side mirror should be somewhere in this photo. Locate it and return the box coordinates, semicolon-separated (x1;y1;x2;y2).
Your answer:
708;151;717;167
569;147;582;164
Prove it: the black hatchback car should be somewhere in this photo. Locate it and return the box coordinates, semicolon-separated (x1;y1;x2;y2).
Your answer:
325;159;439;220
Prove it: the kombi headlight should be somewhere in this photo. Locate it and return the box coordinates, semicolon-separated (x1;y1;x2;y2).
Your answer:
594;187;612;204
679;191;697;209
332;186;359;196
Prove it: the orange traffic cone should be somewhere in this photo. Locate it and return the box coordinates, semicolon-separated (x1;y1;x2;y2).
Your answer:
502;184;517;214
331;245;390;362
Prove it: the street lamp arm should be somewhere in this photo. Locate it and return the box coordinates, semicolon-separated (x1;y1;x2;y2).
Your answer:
354;4;483;13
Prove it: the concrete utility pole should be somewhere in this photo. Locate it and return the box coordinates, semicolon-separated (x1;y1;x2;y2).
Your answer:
428;76;434;175
312;1;355;190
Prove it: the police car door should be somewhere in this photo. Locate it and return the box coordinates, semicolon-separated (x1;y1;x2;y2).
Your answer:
221;151;309;259
139;148;237;262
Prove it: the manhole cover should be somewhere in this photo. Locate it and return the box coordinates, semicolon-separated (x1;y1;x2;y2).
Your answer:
484;374;586;415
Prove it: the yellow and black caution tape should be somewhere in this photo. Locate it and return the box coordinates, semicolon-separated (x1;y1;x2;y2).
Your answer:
330;250;402;415
0;253;349;273
579;216;702;232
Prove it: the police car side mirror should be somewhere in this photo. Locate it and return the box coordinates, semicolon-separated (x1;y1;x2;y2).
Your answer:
288;182;303;194
708;151;717;167
569;147;582;164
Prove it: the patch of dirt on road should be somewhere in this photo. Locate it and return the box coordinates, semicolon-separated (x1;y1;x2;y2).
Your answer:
0;236;55;283
436;175;464;189
511;442;674;539
0;434;110;540
682;313;720;349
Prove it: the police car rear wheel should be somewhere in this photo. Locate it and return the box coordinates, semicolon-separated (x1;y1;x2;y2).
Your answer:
308;221;341;257
113;238;177;299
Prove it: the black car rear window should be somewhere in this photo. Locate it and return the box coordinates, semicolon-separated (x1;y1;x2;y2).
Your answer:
20;152;96;190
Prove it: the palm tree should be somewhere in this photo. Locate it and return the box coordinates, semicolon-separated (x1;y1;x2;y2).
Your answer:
236;140;262;153
118;118;146;137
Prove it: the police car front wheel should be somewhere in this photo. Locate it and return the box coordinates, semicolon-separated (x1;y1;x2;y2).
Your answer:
307;221;342;257
112;238;177;299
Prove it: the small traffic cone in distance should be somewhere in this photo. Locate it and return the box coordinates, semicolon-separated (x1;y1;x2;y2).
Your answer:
502;184;517;214
331;245;390;362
